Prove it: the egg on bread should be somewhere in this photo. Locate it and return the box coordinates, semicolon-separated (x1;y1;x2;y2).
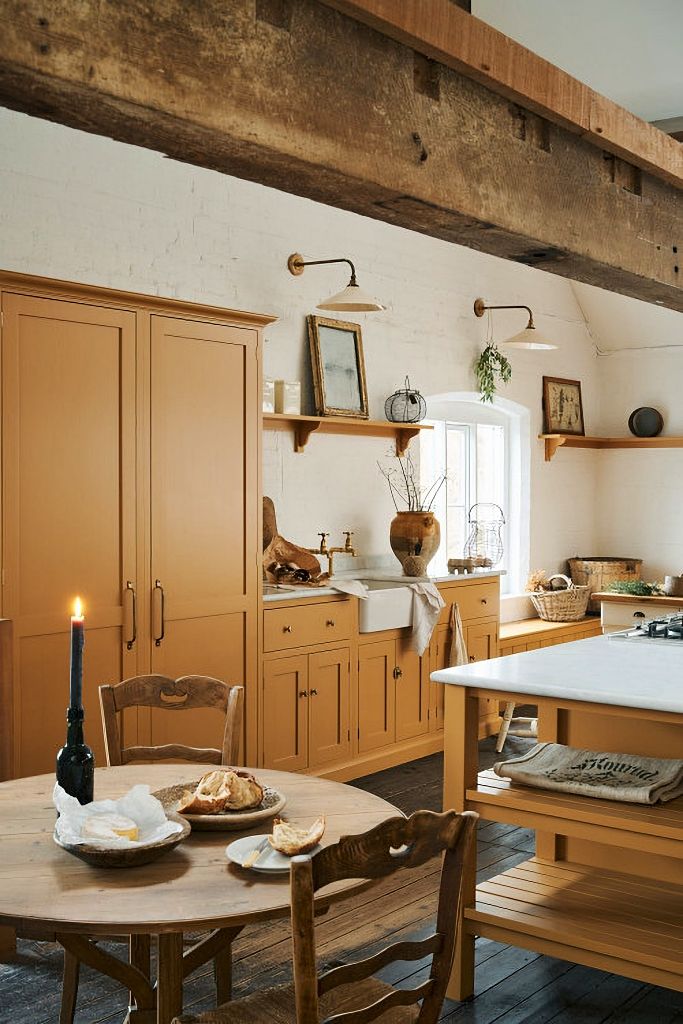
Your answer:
268;816;325;856
82;813;139;843
177;768;264;815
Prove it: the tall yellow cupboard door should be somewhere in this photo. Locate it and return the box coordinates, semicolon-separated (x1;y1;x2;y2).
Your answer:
148;316;258;757
394;639;429;742
2;294;137;777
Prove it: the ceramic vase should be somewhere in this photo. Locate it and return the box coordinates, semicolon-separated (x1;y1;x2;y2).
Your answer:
389;511;441;574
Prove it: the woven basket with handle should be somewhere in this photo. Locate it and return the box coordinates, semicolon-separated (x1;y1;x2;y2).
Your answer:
530;573;590;622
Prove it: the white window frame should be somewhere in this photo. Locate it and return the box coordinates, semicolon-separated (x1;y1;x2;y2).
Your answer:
420;393;530;595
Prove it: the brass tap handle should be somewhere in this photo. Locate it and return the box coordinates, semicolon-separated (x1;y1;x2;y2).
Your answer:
318;532;330;553
343;531;355;551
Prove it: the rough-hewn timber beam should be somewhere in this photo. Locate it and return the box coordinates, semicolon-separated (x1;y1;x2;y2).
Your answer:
0;0;680;310
324;0;683;191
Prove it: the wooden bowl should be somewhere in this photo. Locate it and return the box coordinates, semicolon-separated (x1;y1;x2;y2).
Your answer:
53;811;191;868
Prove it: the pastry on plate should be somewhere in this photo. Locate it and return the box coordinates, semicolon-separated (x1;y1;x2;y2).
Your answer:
268;816;326;855
177;768;264;815
82;813;139;842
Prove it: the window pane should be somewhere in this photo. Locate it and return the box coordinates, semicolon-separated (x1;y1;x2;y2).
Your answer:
476;424;505;509
446;424;469;558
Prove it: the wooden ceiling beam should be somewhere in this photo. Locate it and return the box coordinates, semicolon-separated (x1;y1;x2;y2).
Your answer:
0;0;680;310
323;0;683;189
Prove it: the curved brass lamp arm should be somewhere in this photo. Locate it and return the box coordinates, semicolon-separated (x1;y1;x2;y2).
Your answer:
473;297;534;326
287;253;357;285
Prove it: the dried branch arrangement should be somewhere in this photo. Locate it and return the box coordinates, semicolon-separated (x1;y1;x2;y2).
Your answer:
378;451;446;513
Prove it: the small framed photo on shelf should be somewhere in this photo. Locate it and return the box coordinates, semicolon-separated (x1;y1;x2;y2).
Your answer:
542;376;584;435
307;315;369;419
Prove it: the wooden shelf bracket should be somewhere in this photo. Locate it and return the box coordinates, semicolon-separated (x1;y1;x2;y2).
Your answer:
542;434;567;462
264;414;432;456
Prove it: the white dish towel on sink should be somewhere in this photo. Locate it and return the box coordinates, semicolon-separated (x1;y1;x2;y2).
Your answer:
409;582;445;655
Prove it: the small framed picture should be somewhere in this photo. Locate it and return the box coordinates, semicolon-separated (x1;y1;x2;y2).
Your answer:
307;315;369;418
542;377;584;435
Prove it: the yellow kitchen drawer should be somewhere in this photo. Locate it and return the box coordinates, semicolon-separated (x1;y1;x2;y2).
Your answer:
264;599;353;652
438;581;499;624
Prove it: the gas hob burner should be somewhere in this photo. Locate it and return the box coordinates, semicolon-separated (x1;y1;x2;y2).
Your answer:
611;613;683;642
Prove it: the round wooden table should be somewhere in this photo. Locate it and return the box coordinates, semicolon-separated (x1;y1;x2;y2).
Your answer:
0;764;400;1023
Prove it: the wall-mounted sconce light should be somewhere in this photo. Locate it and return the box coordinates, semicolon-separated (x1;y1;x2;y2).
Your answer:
287;253;385;312
473;297;557;350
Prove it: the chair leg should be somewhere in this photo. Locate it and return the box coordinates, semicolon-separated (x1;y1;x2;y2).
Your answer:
495;701;516;753
59;949;80;1024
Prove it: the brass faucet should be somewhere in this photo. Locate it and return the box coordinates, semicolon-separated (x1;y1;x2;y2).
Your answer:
307;531;357;578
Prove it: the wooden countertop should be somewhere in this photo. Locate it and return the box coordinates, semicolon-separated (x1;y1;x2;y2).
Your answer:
500;616;597;641
594;592;683;605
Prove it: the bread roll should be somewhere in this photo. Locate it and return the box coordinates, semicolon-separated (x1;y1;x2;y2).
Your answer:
269;816;325;855
177;768;264;815
82;813;139;842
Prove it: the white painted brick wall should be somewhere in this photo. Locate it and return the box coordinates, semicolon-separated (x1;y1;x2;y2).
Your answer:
0;107;603;581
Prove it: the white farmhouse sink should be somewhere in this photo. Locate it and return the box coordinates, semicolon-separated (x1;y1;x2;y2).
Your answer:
358;580;414;633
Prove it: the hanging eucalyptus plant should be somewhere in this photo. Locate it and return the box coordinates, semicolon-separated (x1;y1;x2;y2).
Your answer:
474;343;512;403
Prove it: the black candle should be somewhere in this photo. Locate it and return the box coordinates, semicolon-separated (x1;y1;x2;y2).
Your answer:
58;596;94;805
69;597;85;708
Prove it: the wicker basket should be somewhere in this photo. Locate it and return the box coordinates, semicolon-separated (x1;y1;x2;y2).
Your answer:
529;574;590;622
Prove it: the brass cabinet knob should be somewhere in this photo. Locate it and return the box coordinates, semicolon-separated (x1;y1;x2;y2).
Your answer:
299;690;309;698
469;655;476;662
326;619;335;627
481;598;488;605
283;625;293;633
310;688;318;696
393;666;403;679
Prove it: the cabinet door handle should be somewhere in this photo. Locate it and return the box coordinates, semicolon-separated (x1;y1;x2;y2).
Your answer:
481;598;488;605
299;690;309;698
283;625;293;633
310;688;318;696
125;580;137;650
469;655;476;662
393;666;403;679
154;579;165;647
326;619;335;627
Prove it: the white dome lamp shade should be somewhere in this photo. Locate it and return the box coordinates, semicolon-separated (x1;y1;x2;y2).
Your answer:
287;253;385;312
473;297;557;350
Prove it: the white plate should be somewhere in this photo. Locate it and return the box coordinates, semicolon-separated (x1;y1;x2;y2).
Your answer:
226;834;320;873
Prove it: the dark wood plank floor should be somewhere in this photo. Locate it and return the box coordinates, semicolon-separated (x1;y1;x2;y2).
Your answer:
3;739;682;1023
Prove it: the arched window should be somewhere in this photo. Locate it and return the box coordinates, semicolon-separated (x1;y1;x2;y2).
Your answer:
420;392;530;594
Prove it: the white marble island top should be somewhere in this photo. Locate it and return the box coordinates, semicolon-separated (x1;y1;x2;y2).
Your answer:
432;634;683;715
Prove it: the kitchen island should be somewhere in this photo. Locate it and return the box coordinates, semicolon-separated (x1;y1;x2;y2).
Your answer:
432;634;683;1000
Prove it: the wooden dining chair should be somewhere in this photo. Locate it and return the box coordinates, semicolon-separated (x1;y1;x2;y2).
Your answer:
173;808;478;1024
59;676;244;1024
99;674;244;766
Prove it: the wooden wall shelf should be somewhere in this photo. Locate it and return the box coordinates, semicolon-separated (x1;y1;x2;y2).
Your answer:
264;413;433;455
539;433;683;462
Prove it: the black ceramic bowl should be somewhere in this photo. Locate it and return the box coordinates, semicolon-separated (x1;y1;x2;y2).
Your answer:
628;407;663;438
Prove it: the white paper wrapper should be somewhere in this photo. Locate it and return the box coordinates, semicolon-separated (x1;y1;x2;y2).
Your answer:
54;783;183;848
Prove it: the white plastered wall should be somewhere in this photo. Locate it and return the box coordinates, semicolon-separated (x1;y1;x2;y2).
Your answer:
0;108;600;589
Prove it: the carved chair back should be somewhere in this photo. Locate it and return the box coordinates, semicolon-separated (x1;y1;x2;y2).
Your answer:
99;674;243;766
290;808;478;1024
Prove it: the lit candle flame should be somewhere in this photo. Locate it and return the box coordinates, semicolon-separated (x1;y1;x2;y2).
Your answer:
72;596;84;619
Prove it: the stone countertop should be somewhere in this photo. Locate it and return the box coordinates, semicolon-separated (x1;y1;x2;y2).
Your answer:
431;634;683;714
262;570;504;603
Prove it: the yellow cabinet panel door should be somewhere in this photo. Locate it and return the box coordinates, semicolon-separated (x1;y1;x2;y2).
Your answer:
308;648;351;768
148;316;259;755
1;294;137;777
428;624;450;733
262;656;309;772
466;619;500;735
358;641;396;754
395;639;429;741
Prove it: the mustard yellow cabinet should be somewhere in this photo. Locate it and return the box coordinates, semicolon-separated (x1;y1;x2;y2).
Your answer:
262;647;351;771
358;638;429;753
0;274;273;778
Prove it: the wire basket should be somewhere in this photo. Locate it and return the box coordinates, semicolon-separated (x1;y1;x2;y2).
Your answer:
464;503;505;567
529;574;590;622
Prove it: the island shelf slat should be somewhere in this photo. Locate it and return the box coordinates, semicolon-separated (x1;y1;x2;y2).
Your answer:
467;770;683;857
465;857;683;992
